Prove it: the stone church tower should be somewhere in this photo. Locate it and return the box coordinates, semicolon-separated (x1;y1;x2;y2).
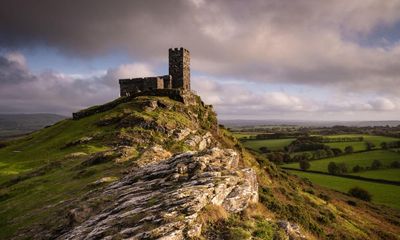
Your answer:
169;48;190;90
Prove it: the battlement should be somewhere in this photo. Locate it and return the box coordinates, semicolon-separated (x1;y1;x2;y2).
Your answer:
119;48;190;97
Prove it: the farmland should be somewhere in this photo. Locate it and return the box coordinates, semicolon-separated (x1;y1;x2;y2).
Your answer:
242;138;295;151
282;150;400;174
288;170;400;209
230;125;400;209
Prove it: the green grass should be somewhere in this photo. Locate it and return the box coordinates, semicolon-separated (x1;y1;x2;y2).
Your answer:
242;138;295;151
325;141;367;152
349;168;400;182
0;95;218;239
231;132;257;139
324;134;399;151
288;170;400;209
283;150;400;174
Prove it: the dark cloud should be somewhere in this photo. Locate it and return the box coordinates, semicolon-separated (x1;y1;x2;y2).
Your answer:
1;0;400;94
0;0;400;119
0;53;36;84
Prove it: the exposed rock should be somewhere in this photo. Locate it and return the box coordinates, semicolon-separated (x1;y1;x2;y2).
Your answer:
184;132;214;151
277;220;306;239
58;147;258;240
65;152;88;158
172;128;193;141
136;145;173;167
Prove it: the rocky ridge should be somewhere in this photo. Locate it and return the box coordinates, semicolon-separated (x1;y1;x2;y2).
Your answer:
61;147;258;239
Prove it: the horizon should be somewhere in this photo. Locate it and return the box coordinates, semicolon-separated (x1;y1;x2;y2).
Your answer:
1;0;400;121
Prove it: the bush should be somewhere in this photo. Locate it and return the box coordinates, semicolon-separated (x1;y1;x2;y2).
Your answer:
344;146;354;154
348;187;372;202
347;200;357;206
337;163;348;174
259;146;269;153
299;159;311;171
198;204;228;224
227;227;252;240
371;160;382;170
352;165;364;173
390;161;400;168
318;193;331;202
365;141;375;151
328;162;339;175
328;162;347;175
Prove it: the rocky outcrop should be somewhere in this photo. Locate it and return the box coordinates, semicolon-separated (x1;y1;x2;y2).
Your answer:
59;147;258;240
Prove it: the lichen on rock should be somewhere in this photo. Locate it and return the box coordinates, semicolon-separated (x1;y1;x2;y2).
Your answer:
59;147;258;239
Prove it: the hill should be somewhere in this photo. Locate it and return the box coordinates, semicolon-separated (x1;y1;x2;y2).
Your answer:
0;114;66;140
0;93;399;239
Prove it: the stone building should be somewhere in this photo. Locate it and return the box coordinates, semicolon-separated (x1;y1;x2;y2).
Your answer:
119;48;190;96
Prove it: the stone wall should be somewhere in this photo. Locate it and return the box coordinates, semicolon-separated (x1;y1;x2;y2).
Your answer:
119;76;165;96
169;47;190;90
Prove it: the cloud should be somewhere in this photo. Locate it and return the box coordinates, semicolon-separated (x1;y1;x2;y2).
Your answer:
0;52;154;114
1;0;400;96
1;0;400;119
192;76;400;119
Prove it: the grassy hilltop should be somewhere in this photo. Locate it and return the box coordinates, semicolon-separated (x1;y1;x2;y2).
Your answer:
0;95;399;239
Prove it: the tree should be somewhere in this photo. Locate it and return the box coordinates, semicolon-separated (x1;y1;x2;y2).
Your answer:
344;146;354;154
365;141;375;151
337;163;348;173
299;159;311;171
371;160;382;170
328;162;339;175
348;187;372;201
331;148;343;156
352;165;364;173
380;142;388;150
391;160;400;168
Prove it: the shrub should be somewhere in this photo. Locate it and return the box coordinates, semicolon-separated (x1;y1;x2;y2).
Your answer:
348;187;372;202
347;200;357;206
227;227;252;240
337;163;348;174
198;204;228;224
328;162;339;175
352;165;364;173
371;160;382;170
318;193;331;202
344;146;354;154
259;146;269;153
365;141;375;151
390;160;400;168
299;159;311;171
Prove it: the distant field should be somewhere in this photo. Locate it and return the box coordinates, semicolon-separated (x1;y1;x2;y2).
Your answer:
242;138;295;151
324;134;399;151
325;142;367;151
288;170;400;209
231;132;257;139
283;150;400;174
349;169;400;182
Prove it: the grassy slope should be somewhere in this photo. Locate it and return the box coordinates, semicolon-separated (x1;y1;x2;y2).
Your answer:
283;150;400;172
0;96;215;239
288;170;400;210
0;97;399;239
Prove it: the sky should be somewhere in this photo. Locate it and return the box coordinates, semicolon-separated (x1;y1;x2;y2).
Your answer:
0;0;400;121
